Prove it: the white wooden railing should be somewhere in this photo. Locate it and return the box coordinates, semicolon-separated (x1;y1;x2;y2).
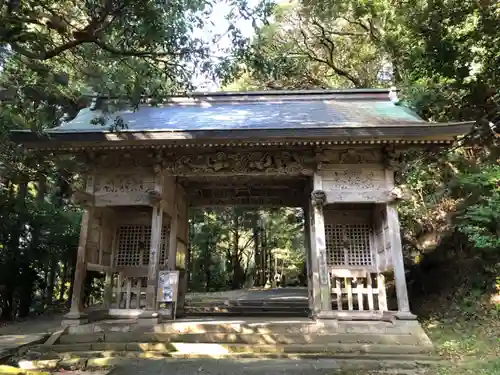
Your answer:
112;274;147;310
330;270;387;312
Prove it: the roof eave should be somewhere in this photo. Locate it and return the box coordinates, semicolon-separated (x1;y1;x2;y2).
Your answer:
9;122;475;150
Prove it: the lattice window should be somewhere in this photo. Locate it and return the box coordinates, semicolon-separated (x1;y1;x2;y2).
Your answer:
325;223;373;267
159;227;169;265
116;225;169;266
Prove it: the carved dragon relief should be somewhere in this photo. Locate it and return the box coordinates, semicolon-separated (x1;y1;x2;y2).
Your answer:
316;148;382;169
81;147;391;175
164;151;316;176
95;175;147;193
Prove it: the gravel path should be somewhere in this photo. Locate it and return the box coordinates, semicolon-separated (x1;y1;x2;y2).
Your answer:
110;358;342;375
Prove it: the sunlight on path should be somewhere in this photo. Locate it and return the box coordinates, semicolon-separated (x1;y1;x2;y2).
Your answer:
0;314;62;358
0;314;62;336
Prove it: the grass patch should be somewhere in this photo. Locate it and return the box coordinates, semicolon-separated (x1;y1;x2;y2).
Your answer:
423;314;500;375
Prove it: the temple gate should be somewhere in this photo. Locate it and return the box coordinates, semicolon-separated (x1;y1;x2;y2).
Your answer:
11;89;473;325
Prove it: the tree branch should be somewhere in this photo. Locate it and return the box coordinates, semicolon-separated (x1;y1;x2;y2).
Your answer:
92;39;182;57
11;39;87;60
299;22;361;87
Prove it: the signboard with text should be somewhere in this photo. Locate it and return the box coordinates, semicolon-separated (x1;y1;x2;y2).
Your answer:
157;270;179;303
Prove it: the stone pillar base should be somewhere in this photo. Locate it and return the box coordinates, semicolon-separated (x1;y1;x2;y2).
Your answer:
395;311;417;320
137;310;162;325
315;310;339;321
314;317;339;329
61;311;88;327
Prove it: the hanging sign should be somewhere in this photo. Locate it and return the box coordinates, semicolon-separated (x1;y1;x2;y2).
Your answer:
157;270;179;303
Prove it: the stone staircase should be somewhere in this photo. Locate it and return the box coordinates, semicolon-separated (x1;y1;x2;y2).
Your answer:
184;299;310;317
13;318;442;373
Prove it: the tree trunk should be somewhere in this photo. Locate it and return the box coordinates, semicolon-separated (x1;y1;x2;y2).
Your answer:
27;174;46;313
59;261;68;302
3;180;28;320
66;260;76;308
1;291;14;320
203;237;211;292
45;259;57;307
18;268;36;318
231;210;241;290
261;226;268;285
253;224;260;286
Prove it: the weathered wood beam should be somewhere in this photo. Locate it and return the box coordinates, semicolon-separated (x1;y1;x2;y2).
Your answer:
71;188;164;207
310;173;332;314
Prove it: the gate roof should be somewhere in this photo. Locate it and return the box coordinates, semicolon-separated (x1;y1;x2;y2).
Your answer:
10;89;474;150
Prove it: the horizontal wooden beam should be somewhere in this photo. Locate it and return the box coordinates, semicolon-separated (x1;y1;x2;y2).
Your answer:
73;189;164;208
87;263;111;273
325;190;392;203
328;269;377;278
317;310;392;320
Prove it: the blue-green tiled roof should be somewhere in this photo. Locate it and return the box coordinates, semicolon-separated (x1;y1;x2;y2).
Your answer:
51;97;424;133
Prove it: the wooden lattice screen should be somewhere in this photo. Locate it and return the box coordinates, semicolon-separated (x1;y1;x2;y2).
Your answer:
325;223;373;267
116;225;169;266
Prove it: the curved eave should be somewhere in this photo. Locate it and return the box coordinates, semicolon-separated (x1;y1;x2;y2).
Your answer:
10;121;475;151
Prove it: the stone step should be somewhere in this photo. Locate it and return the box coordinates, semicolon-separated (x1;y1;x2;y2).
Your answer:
184;305;309;311
17;351;443;372
57;331;427;346
183;299;310;317
185;300;309;307
32;342;434;355
66;319;424;336
184;308;309;317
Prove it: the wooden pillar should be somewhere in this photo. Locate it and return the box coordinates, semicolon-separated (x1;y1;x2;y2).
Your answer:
310;173;332;315
304;203;319;315
145;203;163;311
103;273;113;309
167;184;178;270
386;202;416;320
104;220;118;308
63;208;93;325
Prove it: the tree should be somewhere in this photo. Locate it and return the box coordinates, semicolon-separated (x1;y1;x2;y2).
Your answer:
0;0;274;320
226;2;385;90
225;0;500;319
188;207;305;292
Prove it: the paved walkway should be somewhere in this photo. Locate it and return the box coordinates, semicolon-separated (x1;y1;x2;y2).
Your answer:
111;358;343;375
0;313;63;359
109;358;429;375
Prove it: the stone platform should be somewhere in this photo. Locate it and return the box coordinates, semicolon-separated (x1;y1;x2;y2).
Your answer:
14;316;439;373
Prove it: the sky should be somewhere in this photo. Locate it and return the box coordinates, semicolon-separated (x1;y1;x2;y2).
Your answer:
192;0;271;91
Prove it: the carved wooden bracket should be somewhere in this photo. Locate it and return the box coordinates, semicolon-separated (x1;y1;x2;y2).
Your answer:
382;145;403;170
71;190;94;207
146;189;162;205
389;186;403;201
311;190;327;207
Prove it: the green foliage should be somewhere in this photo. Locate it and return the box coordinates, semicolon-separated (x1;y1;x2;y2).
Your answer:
0;0;273;319
225;0;500;328
226;2;384;90
456;164;500;251
188;207;305;292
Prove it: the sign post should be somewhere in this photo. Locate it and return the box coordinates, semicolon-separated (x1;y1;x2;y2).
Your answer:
157;270;180;319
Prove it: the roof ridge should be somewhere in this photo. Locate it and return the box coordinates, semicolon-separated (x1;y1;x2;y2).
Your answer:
88;88;397;102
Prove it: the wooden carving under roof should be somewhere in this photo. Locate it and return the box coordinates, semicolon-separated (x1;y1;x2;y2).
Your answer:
163;150;316;176
79;146;403;174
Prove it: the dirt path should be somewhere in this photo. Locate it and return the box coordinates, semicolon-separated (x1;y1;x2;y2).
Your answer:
0;313;62;336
